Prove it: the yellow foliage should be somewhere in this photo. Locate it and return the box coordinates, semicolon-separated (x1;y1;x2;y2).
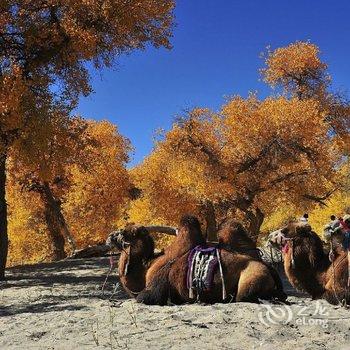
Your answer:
128;94;342;238
7;180;51;266
63;120;132;246
261;41;329;95
7;119;132;264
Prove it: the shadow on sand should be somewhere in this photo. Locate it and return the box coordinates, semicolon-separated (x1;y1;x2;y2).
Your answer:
1;257;129;316
1;257;306;317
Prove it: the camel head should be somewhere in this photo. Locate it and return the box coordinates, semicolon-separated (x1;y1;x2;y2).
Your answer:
267;229;285;249
280;222;325;270
106;225;155;261
280;221;313;239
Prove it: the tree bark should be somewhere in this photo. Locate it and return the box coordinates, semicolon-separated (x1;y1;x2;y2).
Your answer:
40;182;76;260
245;207;265;242
202;201;217;242
0;153;8;280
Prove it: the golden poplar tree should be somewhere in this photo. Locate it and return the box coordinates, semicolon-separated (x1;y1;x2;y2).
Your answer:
0;0;174;277
131;98;340;241
63;120;132;247
9;114;89;260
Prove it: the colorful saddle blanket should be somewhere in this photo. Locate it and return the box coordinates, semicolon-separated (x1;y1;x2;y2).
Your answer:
187;245;225;300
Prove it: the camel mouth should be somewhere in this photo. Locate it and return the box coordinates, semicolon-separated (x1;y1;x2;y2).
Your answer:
106;230;131;250
281;241;289;253
267;229;288;248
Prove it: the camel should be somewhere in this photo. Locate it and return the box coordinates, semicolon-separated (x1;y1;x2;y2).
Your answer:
217;219;285;297
217;220;261;259
106;215;286;305
280;222;350;305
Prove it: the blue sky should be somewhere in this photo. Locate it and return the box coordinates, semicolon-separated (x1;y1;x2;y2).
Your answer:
76;0;350;166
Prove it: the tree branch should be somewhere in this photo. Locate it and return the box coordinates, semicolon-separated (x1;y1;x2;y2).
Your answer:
303;188;337;206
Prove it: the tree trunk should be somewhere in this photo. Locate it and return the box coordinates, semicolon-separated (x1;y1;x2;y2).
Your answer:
245;207;265;242
0;153;8;280
40;182;76;260
202;201;217;242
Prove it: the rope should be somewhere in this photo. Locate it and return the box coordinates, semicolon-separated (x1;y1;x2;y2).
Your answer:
270;246;275;267
216;249;227;300
290;240;295;268
101;255;115;295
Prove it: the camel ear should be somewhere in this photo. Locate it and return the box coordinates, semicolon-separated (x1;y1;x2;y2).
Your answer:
130;226;138;235
137;226;149;236
130;225;148;236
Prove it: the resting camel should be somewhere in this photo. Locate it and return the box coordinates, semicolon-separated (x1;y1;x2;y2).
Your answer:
106;215;286;305
218;219;285;297
280;222;350;305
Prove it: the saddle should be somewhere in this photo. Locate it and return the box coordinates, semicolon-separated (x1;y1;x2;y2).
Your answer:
187;245;226;300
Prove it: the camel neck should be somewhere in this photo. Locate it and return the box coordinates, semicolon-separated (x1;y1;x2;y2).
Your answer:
285;245;330;298
118;250;151;295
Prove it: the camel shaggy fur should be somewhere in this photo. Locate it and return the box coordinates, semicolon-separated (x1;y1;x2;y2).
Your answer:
281;222;350;305
107;215;286;305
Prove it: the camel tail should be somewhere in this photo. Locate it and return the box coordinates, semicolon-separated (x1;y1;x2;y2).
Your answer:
136;263;172;305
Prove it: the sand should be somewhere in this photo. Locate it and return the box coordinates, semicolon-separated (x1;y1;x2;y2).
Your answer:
1;257;350;350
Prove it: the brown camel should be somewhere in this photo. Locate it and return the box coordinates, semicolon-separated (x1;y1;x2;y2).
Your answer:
280;222;350;305
217;220;261;259
217;219;286;299
107;215;286;304
106;224;155;296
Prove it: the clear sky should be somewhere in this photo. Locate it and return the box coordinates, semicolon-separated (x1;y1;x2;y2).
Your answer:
76;0;350;166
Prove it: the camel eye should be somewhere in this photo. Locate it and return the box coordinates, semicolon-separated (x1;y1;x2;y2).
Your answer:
281;227;288;236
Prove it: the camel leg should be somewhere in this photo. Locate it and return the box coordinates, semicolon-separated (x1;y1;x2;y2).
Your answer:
235;263;275;303
266;264;287;301
136;263;172;305
323;278;347;305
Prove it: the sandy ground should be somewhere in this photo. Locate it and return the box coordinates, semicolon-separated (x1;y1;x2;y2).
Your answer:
1;257;350;350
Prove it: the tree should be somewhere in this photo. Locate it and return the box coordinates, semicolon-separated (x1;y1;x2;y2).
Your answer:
130;95;342;241
127;42;349;242
9;113;89;260
261;41;330;99
7;119;132;265
63;121;132;247
261;41;350;154
0;0;174;278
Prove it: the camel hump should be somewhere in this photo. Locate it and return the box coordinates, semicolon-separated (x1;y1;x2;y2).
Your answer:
163;215;205;260
177;215;206;245
179;215;202;232
217;219;256;252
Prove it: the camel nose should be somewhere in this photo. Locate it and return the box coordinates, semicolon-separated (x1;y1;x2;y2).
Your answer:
105;232;115;247
117;234;124;245
106;231;122;248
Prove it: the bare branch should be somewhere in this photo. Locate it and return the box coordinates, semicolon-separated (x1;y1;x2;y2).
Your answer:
303;188;337;206
237;140;277;174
